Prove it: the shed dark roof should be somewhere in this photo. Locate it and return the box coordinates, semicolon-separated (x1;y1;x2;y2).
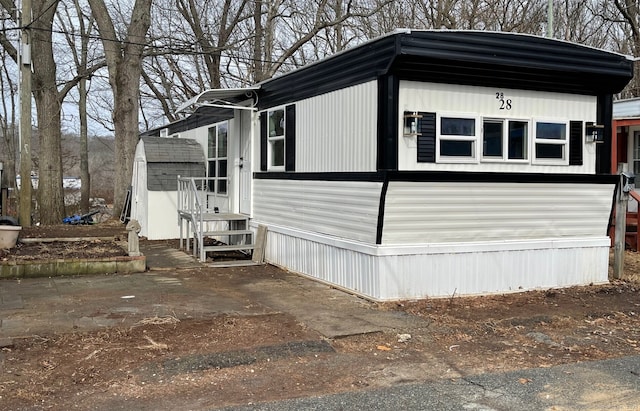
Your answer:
142;137;205;163
141;137;206;191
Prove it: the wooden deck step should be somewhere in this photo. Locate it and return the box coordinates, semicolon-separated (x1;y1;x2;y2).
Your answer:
198;213;249;222
203;230;253;236
203;244;255;252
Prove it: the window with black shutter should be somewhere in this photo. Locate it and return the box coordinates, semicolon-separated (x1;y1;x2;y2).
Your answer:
417;112;436;163
569;121;583;166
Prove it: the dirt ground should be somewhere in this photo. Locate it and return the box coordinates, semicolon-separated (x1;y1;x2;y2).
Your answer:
1;221;640;410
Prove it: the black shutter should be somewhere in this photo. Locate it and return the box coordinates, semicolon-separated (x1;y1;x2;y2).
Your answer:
569;121;583;166
260;111;267;171
417;112;436;163
285;104;296;172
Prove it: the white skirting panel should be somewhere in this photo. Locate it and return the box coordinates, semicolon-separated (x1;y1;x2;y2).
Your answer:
259;223;610;301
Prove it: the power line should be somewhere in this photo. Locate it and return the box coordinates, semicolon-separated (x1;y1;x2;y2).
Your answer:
25;0;59;29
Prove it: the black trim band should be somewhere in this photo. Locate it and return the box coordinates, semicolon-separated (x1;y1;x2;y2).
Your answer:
253;170;618;185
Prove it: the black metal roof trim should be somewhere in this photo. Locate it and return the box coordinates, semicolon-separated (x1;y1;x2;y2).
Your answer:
152;30;633;134
257;36;396;109
392;31;633;95
253;170;618;185
257;30;633;108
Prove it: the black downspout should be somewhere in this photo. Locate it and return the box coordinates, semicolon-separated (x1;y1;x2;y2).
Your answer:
377;74;399;171
596;94;613;175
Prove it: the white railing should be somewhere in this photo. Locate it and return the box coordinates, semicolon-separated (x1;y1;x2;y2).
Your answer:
177;176;217;261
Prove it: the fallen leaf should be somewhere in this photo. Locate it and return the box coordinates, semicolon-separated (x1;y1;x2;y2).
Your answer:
376;345;391;351
518;378;532;384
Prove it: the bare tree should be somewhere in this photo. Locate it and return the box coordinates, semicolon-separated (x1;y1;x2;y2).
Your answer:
26;0;66;225
58;0;99;213
0;20;18;194
606;0;640;98
86;0;152;217
0;0;103;224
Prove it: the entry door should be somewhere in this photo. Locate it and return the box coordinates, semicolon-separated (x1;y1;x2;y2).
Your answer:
239;111;252;215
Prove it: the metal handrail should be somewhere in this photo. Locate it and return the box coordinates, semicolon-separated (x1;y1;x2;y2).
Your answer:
177;176;218;261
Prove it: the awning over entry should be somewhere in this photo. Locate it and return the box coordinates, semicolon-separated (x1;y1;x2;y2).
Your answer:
176;87;260;115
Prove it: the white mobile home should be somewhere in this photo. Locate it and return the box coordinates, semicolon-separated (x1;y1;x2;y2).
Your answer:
136;30;633;300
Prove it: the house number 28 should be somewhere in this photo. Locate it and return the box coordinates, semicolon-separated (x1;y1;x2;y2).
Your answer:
495;92;512;110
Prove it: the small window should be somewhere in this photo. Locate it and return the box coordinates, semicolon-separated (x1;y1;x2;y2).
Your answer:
441;140;474;157
508;121;528;160
268;108;285;169
481;119;529;162
482;120;503;158
441;117;475;136
438;116;477;161
534;121;567;163
207;122;228;195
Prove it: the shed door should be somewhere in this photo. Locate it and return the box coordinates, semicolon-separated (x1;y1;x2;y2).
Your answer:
239;110;252;215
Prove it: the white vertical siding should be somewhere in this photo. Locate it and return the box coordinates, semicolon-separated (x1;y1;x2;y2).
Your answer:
398;81;598;174
266;228;380;298
382;182;615;245
253;179;382;243
376;240;609;299
261;225;610;301
296;82;378;172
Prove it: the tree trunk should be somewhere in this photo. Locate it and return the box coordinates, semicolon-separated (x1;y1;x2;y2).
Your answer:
32;0;65;225
87;0;151;218
0;49;17;191
79;76;90;214
112;59;142;219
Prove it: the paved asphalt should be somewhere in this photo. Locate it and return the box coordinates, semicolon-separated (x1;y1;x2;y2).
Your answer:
3;242;639;410
219;355;640;411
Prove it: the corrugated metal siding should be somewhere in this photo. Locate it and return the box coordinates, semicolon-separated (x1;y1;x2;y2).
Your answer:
377;241;609;299
261;224;609;300
398;81;597;174
296;82;378;172
382;182;615;245
253;179;382;243
265;229;380;298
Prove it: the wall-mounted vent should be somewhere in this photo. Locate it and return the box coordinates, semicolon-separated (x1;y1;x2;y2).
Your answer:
171;133;181;139
159;128;169;137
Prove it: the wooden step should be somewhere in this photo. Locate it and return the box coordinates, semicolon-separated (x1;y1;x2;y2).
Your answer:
203;244;255;252
198;213;249;222
202;230;253;236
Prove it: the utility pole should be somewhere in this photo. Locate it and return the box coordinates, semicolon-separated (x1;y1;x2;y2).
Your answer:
546;0;554;38
18;0;32;226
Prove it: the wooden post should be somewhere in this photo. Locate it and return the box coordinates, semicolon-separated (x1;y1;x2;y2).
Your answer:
18;0;32;227
613;163;629;279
